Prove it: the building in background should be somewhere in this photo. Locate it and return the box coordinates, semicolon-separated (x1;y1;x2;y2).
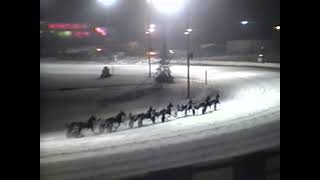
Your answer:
40;21;107;39
40;21;110;57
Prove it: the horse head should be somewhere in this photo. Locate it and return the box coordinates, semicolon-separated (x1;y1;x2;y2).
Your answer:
118;111;126;120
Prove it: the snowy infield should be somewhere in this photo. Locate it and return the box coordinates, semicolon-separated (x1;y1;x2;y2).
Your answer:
40;61;280;180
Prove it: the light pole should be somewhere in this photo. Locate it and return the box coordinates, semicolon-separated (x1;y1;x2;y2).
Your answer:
145;23;156;77
273;25;280;31
97;0;117;25
97;0;117;59
97;0;116;7
187;31;190;98
184;0;192;99
147;0;185;79
147;5;151;77
161;20;168;65
184;29;192;98
148;28;152;77
240;20;249;25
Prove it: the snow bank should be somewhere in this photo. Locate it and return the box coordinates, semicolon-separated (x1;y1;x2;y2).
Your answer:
170;59;280;69
40;57;280;69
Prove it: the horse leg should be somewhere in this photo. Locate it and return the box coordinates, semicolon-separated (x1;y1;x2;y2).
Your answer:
71;125;79;138
105;123;112;132
90;124;95;134
138;118;142;127
99;123;104;133
76;128;83;138
115;122;120;131
95;121;102;134
66;126;72;137
108;124;113;132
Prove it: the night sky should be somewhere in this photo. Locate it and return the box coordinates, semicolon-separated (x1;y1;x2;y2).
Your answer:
40;0;280;45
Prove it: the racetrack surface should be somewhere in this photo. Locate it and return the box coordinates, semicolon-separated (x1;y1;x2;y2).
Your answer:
40;62;280;180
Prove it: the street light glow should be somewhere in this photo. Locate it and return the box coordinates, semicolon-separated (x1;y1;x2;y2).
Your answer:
240;21;249;25
149;51;157;55
148;0;185;14
148;28;155;33
186;28;192;32
184;31;190;35
97;0;116;6
149;24;156;28
274;25;280;30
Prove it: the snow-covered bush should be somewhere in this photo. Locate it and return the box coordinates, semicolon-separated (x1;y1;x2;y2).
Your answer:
100;66;112;78
154;65;174;83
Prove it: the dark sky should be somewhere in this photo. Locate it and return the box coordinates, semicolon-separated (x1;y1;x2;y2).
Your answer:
40;0;280;45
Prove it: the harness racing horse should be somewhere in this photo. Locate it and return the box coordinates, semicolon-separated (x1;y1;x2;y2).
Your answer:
176;104;188;117
204;96;220;112
128;109;161;128
135;106;157;127
151;109;162;124
136;112;151;127
197;101;209;114
212;98;220;111
166;103;173;115
66;115;97;138
128;112;153;128
103;111;126;132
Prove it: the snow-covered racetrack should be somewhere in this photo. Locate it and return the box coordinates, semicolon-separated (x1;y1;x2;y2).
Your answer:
40;62;280;180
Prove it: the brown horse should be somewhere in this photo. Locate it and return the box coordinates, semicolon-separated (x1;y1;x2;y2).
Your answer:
103;111;126;132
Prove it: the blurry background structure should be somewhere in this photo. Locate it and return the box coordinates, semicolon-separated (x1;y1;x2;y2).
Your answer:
40;0;279;62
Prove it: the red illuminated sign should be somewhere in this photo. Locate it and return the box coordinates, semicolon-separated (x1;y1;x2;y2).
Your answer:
48;23;88;30
94;27;107;36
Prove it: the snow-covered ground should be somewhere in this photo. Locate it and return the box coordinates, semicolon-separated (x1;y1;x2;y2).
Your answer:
40;60;280;180
40;57;280;68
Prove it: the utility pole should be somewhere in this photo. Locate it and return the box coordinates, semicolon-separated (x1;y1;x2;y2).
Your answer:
186;0;191;99
147;6;152;77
